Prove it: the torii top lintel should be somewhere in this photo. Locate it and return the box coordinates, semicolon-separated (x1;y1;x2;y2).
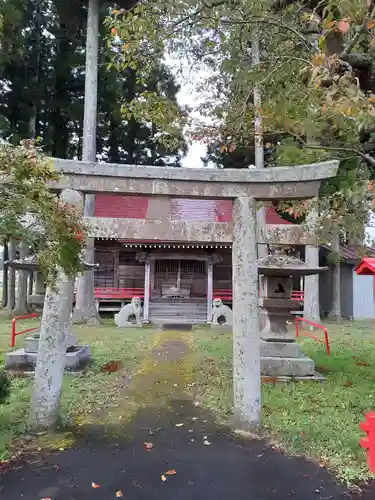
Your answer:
51;159;339;200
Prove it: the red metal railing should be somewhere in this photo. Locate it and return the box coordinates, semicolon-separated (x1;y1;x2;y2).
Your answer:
212;289;305;302
295;317;330;355
291;290;304;301
94;287;145;299
10;313;40;348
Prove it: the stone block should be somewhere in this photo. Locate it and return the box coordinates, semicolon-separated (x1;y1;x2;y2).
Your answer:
260;356;315;377
65;345;91;369
24;334;77;353
260;341;305;358
5;349;36;369
5;345;90;371
161;323;193;331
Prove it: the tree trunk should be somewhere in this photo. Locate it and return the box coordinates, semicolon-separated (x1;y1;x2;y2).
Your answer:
29;272;74;430
1;241;9;309
71;0;100;325
6;239;16;315
328;232;342;322
13;240;30;316
303;209;321;324
252;27;268;262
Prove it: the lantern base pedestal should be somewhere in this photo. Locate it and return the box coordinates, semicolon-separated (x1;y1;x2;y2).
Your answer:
260;341;315;377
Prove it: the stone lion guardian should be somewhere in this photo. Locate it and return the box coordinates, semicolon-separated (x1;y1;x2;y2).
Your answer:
114;297;143;327
212;298;233;326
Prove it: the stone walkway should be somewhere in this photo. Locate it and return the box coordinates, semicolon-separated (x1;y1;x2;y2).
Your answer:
0;333;372;499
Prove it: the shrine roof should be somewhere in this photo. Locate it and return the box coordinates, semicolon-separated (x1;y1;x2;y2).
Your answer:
355;257;375;276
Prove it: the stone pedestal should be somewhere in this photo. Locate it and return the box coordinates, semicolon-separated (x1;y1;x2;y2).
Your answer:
260;340;315;377
5;333;90;372
258;250;327;379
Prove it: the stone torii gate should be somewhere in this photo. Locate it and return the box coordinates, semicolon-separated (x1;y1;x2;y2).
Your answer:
50;158;338;429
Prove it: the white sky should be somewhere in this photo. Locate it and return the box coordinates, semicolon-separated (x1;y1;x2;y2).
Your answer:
167;57;212;168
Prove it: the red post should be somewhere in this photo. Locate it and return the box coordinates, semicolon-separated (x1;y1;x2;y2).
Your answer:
323;328;330;355
296;317;300;338
10;319;16;348
360;412;375;473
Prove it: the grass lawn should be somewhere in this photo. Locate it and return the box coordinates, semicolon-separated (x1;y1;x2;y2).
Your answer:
192;321;375;484
0;311;153;460
0;311;374;485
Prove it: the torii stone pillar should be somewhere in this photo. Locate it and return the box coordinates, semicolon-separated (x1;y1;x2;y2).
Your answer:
47;158;339;429
233;197;260;427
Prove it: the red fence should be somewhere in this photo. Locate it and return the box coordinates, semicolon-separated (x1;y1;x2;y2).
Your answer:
10;313;40;348
212;290;305;302
295;317;330;355
94;288;145;299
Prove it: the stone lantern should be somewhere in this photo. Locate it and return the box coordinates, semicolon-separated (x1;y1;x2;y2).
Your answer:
5;256;96;373
5;255;45;311
258;248;327;378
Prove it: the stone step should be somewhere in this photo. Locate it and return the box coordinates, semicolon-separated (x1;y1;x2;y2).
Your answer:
151;317;206;325
149;305;207;311
150;312;207;319
150;298;207;304
260;356;315;377
260;341;305;359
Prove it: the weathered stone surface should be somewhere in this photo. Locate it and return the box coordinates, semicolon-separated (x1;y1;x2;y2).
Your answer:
212;298;233;326
260;341;305;358
5;345;90;371
86;217;233;242
258;224;317;245
114;297;142;327
53;158;338;183
85;217;322;246
261;356;315;377
50;159;339;200
24;334;77;354
232;196;260;430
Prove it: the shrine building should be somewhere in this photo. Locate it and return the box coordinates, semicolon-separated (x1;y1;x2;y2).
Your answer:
93;194;293;323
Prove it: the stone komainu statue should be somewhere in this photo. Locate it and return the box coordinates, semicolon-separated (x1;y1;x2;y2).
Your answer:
114;297;143;327
212;298;233;326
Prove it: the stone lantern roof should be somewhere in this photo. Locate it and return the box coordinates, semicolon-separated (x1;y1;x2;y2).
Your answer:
5;255;98;271
257;249;327;277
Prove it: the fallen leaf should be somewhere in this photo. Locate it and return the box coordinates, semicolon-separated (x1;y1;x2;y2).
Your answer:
161;474;167;482
354;361;370;367
100;360;122;373
165;469;176;476
175;423;184;427
116;490;123;497
337;18;350;33
144;442;153;450
92;482;100;489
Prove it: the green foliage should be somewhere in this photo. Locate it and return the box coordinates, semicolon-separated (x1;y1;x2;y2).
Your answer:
0;370;10;404
106;0;375;238
0;140;86;281
0;0;185;165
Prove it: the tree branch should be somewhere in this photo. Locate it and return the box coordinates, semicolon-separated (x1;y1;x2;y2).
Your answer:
219;16;311;49
293;138;375;168
342;0;375;56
